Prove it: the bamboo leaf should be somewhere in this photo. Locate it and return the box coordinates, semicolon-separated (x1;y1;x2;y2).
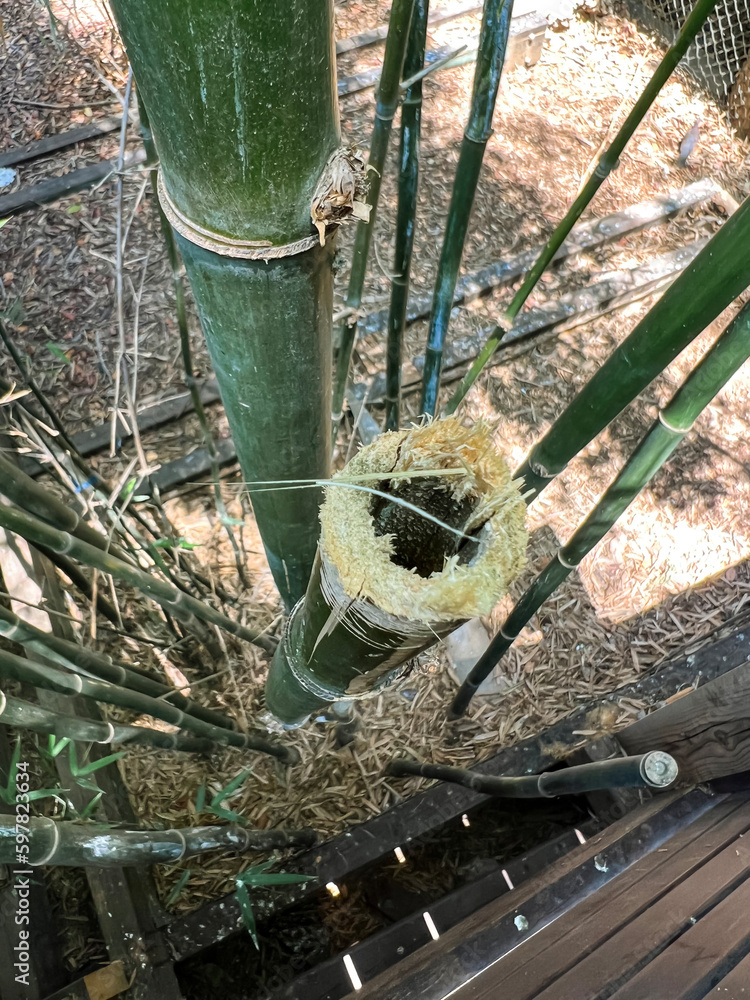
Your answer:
45;342;72;365
166;869;192;906
235;880;259;950
78;790;105;820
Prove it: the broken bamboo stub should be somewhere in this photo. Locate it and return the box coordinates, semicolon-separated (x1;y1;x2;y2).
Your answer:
264;419;528;726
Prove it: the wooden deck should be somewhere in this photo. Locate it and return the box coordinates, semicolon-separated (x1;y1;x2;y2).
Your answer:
352;789;750;1000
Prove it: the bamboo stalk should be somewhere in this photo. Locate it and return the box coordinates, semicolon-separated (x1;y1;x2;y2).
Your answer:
445;0;721;413
512;195;750;501
0;815;316;866
0;603;236;731
0;502;276;654
109;0;341;609
331;0;416;436
0;646;298;763
0;689;215;753
449;296;750;717
385;0;429;432
264;420;527;726
387;752;677;794
420;0;514;417
136;92;249;589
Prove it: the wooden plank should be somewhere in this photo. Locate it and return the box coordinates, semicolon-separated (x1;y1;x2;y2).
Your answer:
607;877;750;1000
70;380;221;458
704;949;750;998
166;617;750;961
335;1;484;54
0;148;147;217
0;117;123;169
351;789;713;1000
529;823;750;1000
619;660;750;783
458;795;750;1000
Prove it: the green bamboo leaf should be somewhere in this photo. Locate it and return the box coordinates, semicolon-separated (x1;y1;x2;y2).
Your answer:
208;803;245;824
45;342;72;365
235;880;259;949
212;769;253;805
68;741;126;777
78;790;105;820
166;869;192;906
47;735;71;758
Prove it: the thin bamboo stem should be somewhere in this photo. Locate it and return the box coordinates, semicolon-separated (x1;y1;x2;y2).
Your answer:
0;646;298;763
0;689;214;752
449;296;750;717
0;603;236;731
446;0;721;413
513;195;750;501
0;815;316;866
331;0;416;436
420;0;514;417
385;0;429;431
0;502;276;655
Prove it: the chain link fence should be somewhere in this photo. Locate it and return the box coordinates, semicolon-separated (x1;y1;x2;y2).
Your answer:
622;0;750;135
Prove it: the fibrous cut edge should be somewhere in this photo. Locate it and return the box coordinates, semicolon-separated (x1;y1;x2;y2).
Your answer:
320;417;528;622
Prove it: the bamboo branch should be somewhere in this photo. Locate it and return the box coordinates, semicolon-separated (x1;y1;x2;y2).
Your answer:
0;502;276;654
0;814;316;866
445;0;722;412
420;0;514;417
385;0;429;431
0;689;215;752
0;603;236;731
0;646;298;763
331;0;417;437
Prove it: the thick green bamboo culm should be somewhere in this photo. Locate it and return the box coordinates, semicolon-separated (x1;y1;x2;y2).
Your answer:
446;0;720;413
0;502;276;654
385;0;429;431
449;295;750;718
0;815;316;867
513;194;750;501
331;0;416;434
0;603;235;732
137;93;248;588
420;0;514;417
0;689;216;753
0;646;298;763
109;0;341;609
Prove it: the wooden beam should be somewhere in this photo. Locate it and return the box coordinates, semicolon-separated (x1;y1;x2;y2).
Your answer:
0;118;123;169
165;614;750;961
619;659;750;783
0;149;147;218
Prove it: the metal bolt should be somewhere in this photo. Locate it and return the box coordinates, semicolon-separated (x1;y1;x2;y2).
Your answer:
640;751;678;788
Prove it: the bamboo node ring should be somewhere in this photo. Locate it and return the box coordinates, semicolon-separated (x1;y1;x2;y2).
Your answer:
157;171;329;260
